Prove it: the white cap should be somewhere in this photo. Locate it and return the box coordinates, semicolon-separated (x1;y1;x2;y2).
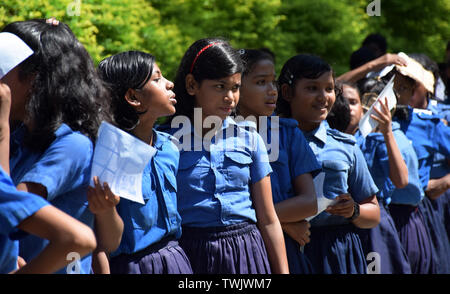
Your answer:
0;32;34;79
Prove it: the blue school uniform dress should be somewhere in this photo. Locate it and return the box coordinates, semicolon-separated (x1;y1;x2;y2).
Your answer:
421;102;450;274
0;167;49;274
260;117;321;274
9;123;94;274
394;106;450;274
109;130;192;274
170;117;273;274
355;122;415;274
302;121;379;274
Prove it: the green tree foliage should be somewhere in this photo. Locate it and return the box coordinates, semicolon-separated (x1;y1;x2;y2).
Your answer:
1;0;449;78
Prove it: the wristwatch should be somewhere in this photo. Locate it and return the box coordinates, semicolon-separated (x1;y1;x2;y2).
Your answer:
347;202;360;221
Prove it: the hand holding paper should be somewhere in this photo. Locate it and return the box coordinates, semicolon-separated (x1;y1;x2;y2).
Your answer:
325;194;355;219
87;176;120;215
358;75;397;138
305;172;338;221
369;96;393;135
90;122;157;205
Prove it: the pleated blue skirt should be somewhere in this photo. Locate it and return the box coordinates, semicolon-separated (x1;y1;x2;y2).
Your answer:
419;195;450;274
179;222;271;274
389;203;434;274
358;202;412;274
284;233;315;274
109;238;193;274
441;189;450;241
303;224;367;274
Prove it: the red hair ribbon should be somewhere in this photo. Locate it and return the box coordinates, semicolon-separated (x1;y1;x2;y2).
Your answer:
189;42;221;73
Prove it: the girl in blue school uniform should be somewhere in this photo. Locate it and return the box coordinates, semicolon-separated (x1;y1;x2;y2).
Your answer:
339;81;412;274
0;167;97;274
165;38;289;274
95;51;193;274
392;55;450;273
1;19;111;274
238;49;321;274
276;54;380;274
1;68;96;273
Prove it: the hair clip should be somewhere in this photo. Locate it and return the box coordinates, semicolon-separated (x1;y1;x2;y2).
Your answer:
46;17;60;26
238;49;245;55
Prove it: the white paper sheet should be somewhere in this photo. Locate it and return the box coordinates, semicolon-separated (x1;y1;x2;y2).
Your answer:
90;121;156;204
358;75;397;138
305;172;338;222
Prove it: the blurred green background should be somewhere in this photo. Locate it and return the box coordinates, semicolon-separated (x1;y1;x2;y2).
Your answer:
1;0;449;80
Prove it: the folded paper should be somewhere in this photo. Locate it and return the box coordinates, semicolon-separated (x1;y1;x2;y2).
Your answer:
90;121;156;204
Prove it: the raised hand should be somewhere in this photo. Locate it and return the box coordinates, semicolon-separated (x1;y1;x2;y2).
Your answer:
371;97;392;136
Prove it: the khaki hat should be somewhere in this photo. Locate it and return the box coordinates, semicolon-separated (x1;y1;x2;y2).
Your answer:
395;52;435;93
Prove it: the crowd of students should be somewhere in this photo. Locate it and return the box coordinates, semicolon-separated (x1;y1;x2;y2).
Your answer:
0;18;449;274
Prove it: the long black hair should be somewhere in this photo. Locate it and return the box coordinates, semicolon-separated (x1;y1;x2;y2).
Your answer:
169;37;244;122
276;54;336;118
2;19;111;151
98;51;155;131
327;81;351;132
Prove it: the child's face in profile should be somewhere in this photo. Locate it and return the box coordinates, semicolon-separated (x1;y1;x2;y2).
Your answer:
134;63;177;121
288;71;336;131
192;72;241;121
239;59;278;117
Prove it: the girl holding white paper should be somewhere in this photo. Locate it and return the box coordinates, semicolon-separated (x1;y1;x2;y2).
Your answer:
276;54;380;274
238;49;321;274
342;81;414;274
96;51;193;274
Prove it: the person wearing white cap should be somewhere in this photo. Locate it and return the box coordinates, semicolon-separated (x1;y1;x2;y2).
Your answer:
1;19;112;274
0;30;97;274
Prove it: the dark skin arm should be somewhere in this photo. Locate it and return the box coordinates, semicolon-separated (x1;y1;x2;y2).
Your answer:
425;174;450;200
13;205;96;274
326;193;380;229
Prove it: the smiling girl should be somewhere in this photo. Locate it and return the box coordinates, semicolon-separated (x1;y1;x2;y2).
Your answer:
276;54;380;274
238;49;320;273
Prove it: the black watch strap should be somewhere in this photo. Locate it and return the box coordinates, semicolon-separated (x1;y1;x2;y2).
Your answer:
347;202;360;221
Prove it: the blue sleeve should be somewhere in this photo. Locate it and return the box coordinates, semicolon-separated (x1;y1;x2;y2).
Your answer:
0;167;49;234
434;121;450;158
250;131;272;184
375;143;390;180
19;134;93;201
348;145;379;203
289;127;321;178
